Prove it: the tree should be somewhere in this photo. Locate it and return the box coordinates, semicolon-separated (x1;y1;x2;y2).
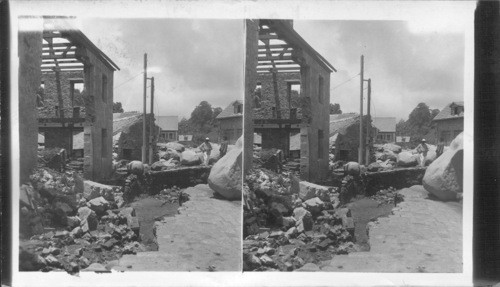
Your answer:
178;117;192;134
113;102;124;113
329;103;342;114
212;106;223;122
398;102;436;143
190;101;214;133
431;109;440;120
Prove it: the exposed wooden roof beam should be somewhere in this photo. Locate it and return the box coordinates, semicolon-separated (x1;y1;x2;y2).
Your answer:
259;34;281;40
42;54;77;60
258;55;294;62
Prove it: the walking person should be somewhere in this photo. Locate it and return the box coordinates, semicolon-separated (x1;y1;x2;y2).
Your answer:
416;139;429;167
198;137;213;165
219;136;228;158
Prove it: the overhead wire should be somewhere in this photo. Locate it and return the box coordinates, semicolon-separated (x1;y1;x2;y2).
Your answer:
331;73;359;91
113;71;143;90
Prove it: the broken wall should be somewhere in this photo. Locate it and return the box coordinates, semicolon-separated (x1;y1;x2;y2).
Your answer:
254;72;302;120
39;70;86;118
19;22;43;183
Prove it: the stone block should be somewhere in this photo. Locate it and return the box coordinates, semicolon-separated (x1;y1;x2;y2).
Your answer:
298;181;329;201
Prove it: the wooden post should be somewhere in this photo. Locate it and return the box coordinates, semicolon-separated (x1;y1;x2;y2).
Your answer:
358;55;364;165
365;78;371;165
142;53;147;163
271;68;281;119
149;77;155;165
243;19;259;175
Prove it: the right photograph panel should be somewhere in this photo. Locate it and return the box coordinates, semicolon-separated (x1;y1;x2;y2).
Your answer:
243;19;464;272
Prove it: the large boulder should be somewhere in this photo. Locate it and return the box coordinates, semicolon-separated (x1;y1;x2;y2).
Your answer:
159;149;181;161
397;151;419;167
208;146;242;200
380;150;398;162
165;142;185;153
343;162;361;176
127;161;144;176
423;133;463;201
180;150;203;166
383;143;402;153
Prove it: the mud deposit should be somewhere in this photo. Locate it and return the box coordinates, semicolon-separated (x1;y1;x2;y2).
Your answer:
131;195;179;251
347;197;394;251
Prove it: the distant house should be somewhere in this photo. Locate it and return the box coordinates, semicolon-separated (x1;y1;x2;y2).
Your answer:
432;101;464;145
178;134;193;142
156;116;179;142
329;113;375;162
113;112;159;160
373;117;396;143
216;100;243;144
396;136;411;143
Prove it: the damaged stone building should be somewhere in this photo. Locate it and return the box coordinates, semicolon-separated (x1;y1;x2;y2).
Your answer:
113;112;159;161
21;18;119;181
216;100;243;145
329;113;374;162
245;19;335;182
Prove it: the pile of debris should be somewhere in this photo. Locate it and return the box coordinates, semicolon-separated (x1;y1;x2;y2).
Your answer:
154;185;189;205
243;169;355;271
19;168;145;273
370;186;404;205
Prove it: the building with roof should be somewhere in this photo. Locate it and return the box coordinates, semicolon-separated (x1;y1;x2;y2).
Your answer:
113;112;159;161
373;117;396;143
246;19;335;182
156;116;179;142
432;101;464;145
216;100;243;144
26;17;120;181
329;114;375;162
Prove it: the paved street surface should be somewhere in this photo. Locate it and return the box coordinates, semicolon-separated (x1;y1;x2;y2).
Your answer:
323;185;462;273
118;184;241;271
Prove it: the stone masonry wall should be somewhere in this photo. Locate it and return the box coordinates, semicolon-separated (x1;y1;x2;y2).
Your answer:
39;70;86;118
254;72;302;120
19;28;43;183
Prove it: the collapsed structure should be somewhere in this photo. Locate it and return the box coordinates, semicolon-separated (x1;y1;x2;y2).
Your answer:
29;18;119;181
245;20;335;183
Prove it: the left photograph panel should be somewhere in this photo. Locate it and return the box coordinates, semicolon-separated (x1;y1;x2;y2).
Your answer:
18;16;243;272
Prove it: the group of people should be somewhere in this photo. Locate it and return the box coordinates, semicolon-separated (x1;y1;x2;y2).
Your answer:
415;138;445;167
197;136;228;165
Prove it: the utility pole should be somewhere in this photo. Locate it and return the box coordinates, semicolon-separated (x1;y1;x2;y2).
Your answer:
142;53;147;163
358;55;364;165
148;77;155;165
365;78;371;165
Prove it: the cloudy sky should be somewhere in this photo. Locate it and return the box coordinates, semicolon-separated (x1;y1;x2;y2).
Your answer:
79;18;244;119
293;19;465;121
78;17;464;121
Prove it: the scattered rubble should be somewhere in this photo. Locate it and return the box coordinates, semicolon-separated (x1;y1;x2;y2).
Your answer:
19;167;147;273
243;168;355;271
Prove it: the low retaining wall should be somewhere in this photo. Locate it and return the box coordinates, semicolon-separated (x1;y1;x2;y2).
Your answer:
364;167;426;196
146;166;212;193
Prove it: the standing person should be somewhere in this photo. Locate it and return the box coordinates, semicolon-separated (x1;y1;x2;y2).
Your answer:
198;137;213;165
219;136;229;158
416;139;429;167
